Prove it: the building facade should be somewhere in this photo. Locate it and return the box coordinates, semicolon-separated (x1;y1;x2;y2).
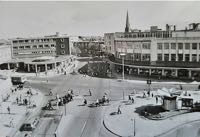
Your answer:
0;34;77;73
73;36;104;56
104;12;200;80
11;35;71;59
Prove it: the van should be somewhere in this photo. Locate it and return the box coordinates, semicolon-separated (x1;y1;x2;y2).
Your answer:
19;118;39;132
11;75;27;85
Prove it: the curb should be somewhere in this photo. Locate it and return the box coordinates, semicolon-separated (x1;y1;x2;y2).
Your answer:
102;119;122;137
154;119;200;137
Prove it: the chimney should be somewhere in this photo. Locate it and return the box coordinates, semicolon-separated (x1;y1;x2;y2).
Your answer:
166;24;169;31
56;32;60;36
174;25;176;31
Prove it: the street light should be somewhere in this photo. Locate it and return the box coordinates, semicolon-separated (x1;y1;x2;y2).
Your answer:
131;118;136;136
120;53;126;81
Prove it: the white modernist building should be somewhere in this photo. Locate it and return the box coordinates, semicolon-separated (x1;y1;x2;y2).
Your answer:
104;12;200;80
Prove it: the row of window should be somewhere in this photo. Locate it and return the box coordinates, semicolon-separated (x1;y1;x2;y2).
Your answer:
13;50;54;55
117;31;171;39
157;43;200;50
116;42;151;49
13;38;65;44
157;54;200;62
13;44;55;50
32;51;54;54
117;53;151;61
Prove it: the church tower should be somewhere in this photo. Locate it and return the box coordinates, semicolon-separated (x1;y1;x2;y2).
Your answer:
125;11;130;33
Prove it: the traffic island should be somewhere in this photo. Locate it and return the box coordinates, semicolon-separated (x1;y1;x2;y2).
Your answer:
103;90;200;137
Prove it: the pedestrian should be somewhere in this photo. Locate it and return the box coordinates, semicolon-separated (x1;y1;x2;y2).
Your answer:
131;98;134;104
180;84;183;90
56;94;59;100
96;99;99;107
71;89;74;95
7;106;10;114
16;97;19;104
49;89;53;96
83;99;87;105
151;93;154;97
143;92;146;98
156;96;158;104
128;95;131;100
147;91;150;97
89;89;92;96
9;117;14;127
117;105;122;114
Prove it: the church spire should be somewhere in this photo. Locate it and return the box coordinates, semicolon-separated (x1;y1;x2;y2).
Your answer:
125;11;130;33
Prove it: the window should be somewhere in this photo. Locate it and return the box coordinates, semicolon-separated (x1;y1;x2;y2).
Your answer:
164;43;169;49
164;54;169;61
19;46;24;49
192;54;197;62
51;44;55;47
157;43;162;50
185;43;190;50
39;45;43;48
178;43;183;49
61;50;65;54
25;46;30;49
142;43;150;49
44;45;49;48
192;43;197;50
142;54;150;61
13;47;18;50
171;54;176;61
185;54;190;62
157;54;162;61
134;53;141;61
32;45;37;49
61;44;65;48
171;43;176;49
178;54;183;61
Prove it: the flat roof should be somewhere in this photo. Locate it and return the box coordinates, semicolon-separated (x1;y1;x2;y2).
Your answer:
11;36;69;41
7;55;71;65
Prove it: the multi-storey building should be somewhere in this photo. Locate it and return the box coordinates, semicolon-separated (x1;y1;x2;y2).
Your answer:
11;35;70;58
0;34;77;73
73;36;104;56
104;12;200;80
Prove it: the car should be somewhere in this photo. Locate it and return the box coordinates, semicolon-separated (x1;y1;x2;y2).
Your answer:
19;118;39;132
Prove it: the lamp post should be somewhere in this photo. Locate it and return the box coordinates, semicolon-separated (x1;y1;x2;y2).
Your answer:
131;118;136;136
120;53;126;81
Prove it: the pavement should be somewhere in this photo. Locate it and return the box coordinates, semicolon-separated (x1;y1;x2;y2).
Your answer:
0;85;44;137
103;90;200;137
0;57;78;79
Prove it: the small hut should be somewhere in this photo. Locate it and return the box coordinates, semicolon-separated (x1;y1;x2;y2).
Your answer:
162;96;177;111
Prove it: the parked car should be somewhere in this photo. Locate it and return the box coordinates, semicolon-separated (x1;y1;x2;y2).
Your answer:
19;117;39;132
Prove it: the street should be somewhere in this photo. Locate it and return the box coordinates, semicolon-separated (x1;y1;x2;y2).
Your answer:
25;64;200;137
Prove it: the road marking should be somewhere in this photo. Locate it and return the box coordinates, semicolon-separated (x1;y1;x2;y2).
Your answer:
81;121;87;134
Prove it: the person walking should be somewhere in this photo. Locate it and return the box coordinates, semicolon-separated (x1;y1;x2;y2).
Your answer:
83;99;87;105
156;96;158;104
7;106;10;114
89;89;92;96
9;117;14;127
131;98;134;104
128;95;131;101
117;105;122;114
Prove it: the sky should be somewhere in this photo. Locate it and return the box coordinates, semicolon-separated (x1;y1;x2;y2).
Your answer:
0;1;200;39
